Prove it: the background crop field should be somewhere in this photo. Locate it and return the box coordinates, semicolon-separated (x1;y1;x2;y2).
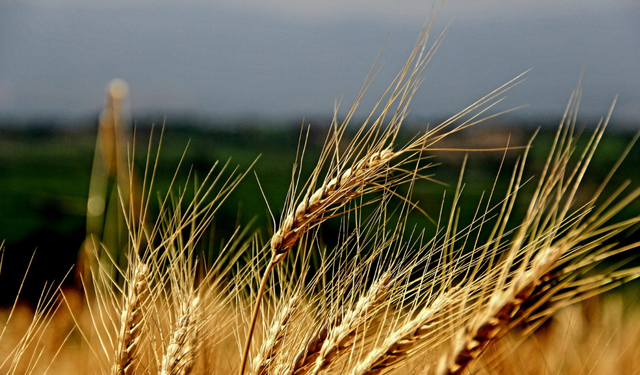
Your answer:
1;120;639;305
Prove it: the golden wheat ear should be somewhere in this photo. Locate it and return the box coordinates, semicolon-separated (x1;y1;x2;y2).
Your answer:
347;285;463;375
288;319;333;375
306;272;392;375
436;92;640;375
249;295;300;375
239;14;450;373
160;296;200;375
270;148;397;264
112;262;149;375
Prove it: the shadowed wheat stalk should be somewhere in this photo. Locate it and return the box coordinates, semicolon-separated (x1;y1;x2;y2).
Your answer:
435;92;640;375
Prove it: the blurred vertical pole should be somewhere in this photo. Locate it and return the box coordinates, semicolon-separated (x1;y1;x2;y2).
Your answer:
77;79;133;286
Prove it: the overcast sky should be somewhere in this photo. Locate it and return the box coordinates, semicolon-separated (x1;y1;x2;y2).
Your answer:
1;0;639;125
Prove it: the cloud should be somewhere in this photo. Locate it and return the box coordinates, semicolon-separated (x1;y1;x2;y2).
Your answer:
2;0;638;121
17;0;637;24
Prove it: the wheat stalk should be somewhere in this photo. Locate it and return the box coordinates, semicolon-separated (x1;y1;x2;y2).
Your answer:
237;11;529;371
240;147;402;374
438;247;557;374
434;88;640;375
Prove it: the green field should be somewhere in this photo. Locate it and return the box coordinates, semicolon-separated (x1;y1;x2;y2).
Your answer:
1;121;639;303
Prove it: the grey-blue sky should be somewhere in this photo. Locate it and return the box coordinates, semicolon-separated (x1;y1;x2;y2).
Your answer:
1;0;639;125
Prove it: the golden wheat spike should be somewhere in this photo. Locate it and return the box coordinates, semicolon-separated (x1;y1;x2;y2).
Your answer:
112;263;149;375
239;14;451;373
250;296;300;375
348;286;461;375
160;296;200;375
288;324;331;375
271;149;396;264
307;272;392;375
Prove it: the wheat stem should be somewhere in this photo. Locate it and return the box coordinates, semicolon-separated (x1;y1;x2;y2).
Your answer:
239;260;276;375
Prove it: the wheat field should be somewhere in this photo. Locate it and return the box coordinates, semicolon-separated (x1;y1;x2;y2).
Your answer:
1;14;639;375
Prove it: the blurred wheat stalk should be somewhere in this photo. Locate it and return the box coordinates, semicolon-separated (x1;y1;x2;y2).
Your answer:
1;12;640;375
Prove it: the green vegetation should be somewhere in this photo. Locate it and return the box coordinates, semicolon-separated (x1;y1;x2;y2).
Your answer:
0;122;638;304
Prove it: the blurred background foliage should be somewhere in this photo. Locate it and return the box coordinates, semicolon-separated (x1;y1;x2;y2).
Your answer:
1;117;639;304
